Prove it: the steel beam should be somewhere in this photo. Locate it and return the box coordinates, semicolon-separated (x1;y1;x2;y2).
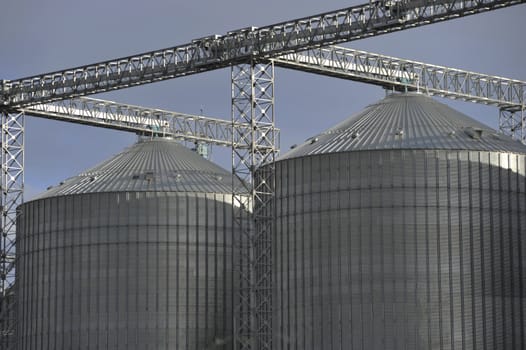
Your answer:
500;106;526;143
0;110;24;350
274;45;525;110
232;61;276;350
2;0;523;108
21;97;248;146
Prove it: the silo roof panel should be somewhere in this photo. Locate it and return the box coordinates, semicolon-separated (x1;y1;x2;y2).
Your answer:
281;93;526;160
34;138;233;199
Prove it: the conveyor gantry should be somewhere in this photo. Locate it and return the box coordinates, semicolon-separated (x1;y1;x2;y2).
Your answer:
1;1;524;349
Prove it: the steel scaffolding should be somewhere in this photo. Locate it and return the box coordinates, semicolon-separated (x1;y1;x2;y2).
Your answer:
1;0;523;108
22;97;253;146
500;106;526;142
0;110;24;350
275;45;526;144
274;45;525;110
232;61;276;350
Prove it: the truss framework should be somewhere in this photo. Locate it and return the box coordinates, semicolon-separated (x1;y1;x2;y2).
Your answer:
274;45;525;109
17;46;526;149
0;110;23;350
500;106;526;142
275;45;526;145
1;0;523;108
21;97;253;146
232;61;276;350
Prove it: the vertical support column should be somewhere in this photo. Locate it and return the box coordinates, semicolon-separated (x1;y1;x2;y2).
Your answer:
499;106;526;144
0;109;24;350
232;60;276;350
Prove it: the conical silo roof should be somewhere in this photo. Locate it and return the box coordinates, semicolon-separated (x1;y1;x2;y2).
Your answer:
34;137;233;199
281;92;526;160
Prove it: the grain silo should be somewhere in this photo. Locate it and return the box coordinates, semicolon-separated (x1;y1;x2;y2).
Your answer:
266;92;526;349
16;137;237;349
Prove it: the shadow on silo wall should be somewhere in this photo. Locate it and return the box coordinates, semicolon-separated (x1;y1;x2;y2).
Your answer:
269;149;526;350
16;191;237;350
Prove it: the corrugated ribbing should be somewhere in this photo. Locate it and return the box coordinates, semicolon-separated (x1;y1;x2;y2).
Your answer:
16;191;235;349
32;138;234;199
270;149;526;350
280;93;526;161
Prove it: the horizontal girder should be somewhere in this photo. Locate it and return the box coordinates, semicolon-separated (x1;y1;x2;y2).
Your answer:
20;97;258;146
274;45;524;110
18;45;524;146
1;0;523;108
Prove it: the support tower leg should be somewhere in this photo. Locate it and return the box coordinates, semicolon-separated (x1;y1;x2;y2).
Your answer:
232;61;276;350
499;106;526;144
0;110;24;350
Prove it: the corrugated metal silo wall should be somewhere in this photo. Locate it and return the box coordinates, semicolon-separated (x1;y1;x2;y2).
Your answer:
0;286;17;349
16;191;235;349
270;149;526;350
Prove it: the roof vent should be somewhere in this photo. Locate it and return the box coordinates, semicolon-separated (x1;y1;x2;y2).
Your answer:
310;137;319;144
491;132;507;141
395;128;404;136
132;172;155;181
145;171;155;182
351;131;360;139
464;127;483;140
290;144;297;149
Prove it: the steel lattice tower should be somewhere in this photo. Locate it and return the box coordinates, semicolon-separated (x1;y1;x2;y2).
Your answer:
0;110;24;350
232;61;276;350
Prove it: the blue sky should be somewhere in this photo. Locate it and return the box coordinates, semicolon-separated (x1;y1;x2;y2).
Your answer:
1;0;524;199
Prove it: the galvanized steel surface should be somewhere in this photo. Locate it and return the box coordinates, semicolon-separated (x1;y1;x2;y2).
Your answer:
272;149;526;350
16;138;237;349
0;285;16;349
282;93;526;160
268;94;526;349
35;137;233;198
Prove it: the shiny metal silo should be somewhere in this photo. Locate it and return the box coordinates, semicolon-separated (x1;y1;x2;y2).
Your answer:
16;137;236;349
266;93;526;350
